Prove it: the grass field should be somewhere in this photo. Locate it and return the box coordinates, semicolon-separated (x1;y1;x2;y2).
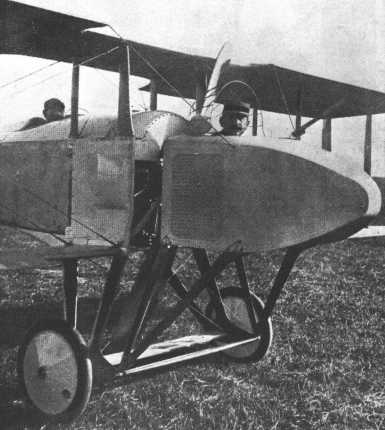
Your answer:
0;228;384;429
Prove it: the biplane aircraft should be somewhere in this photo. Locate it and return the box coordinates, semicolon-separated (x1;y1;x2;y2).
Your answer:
0;0;385;424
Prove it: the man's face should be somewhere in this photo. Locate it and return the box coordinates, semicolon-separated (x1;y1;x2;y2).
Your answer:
221;112;249;135
43;105;64;122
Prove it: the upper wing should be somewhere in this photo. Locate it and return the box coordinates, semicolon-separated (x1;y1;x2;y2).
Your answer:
0;0;105;59
1;0;385;118
143;63;385;118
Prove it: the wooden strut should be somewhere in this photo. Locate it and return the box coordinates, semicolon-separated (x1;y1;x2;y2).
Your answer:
167;272;221;330
167;248;238;332
262;246;302;319
89;251;128;352
364;114;372;174
118;42;136;250
69;61;80;138
294;84;303;140
322;118;332;151
291;98;345;138
252;108;258;136
235;256;258;332
192;249;228;322
88;44;136;351
150;78;158;111
105;241;163;353
121;245;177;359
118;43;134;138
63;259;78;328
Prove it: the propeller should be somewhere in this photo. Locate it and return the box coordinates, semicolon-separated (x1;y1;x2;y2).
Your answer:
188;42;232;135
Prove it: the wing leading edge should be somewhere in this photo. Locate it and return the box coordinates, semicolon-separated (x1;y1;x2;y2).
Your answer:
1;1;385;118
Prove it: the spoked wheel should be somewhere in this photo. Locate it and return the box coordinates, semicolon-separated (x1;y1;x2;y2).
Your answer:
205;287;273;362
17;319;92;424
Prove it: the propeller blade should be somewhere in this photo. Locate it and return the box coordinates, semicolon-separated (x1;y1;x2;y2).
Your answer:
188;42;232;135
201;42;232;117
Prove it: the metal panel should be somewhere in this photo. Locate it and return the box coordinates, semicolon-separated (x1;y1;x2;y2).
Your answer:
69;138;134;245
0;140;71;232
170;153;224;240
1;111;188;162
162;135;380;252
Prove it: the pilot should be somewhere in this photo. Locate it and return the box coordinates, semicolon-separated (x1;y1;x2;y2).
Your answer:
214;101;250;136
42;98;65;122
19;98;65;131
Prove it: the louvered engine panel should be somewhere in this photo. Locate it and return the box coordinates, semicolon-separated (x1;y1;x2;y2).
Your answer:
169;153;224;241
69;138;134;245
0;140;71;233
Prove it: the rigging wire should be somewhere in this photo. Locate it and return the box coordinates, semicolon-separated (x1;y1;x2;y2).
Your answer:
0;60;60;91
79;45;120;67
6;70;70;99
0;202;71;246
0;171;118;246
0;202;119;273
273;66;295;132
3;46;120;101
106;25;195;112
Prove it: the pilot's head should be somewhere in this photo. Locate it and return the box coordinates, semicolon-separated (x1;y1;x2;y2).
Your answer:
43;98;65;122
219;102;250;136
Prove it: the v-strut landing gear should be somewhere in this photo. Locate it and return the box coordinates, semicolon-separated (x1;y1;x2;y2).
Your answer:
17;242;302;424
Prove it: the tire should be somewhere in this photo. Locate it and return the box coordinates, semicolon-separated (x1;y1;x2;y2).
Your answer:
205;287;273;362
17;319;92;424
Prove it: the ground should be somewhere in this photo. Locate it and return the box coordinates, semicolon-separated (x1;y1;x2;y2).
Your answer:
0;227;384;430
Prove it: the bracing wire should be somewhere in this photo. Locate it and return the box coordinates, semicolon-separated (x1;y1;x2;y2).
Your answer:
0;202;119;273
0;202;71;246
165;251;254;334
7;70;70;98
2;46;120;101
79;45;120;67
0;60;60;90
106;25;196;112
0;171;117;247
273;66;295;132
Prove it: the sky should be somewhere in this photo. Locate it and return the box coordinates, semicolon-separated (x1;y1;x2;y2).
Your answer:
1;0;385;172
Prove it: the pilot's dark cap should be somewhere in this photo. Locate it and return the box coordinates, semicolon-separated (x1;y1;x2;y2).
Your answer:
222;101;250;115
44;98;65;110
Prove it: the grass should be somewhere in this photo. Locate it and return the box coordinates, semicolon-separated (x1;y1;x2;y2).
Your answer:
0;228;384;429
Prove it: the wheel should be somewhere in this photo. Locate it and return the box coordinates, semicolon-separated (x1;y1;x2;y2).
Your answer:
205;287;273;362
17;319;92;424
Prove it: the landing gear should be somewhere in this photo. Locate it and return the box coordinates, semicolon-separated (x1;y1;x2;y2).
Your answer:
14;243;301;425
17;319;92;424
205;287;273;362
